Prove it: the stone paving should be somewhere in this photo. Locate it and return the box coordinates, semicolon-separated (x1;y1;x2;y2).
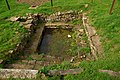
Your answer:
5;54;70;70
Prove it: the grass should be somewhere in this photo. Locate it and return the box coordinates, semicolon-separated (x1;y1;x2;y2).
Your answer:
0;20;27;60
69;19;91;55
0;0;120;79
88;0;120;71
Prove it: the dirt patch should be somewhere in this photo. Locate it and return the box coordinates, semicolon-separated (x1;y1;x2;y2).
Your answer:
17;0;49;6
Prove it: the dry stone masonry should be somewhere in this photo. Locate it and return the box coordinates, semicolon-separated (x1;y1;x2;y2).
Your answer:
1;13;46;65
46;10;82;22
0;11;96;79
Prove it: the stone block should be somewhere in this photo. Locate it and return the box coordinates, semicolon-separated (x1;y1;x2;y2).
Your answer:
24;24;33;29
0;60;3;64
9;16;20;22
0;69;38;79
28;60;36;65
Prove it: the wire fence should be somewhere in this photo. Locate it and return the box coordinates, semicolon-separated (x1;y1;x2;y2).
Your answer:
17;0;49;6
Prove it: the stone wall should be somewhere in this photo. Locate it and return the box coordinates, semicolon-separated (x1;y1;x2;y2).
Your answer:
46;10;82;22
1;13;45;65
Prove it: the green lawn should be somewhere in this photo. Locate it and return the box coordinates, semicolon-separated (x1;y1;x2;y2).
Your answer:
0;0;120;79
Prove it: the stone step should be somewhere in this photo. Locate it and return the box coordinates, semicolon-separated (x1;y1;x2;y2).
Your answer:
48;68;83;76
4;54;73;70
13;60;28;64
0;69;38;79
5;60;57;70
34;61;50;70
45;22;73;29
5;64;34;69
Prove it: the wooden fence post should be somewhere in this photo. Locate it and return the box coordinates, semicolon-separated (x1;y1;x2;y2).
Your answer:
5;0;10;10
51;0;53;6
109;0;116;15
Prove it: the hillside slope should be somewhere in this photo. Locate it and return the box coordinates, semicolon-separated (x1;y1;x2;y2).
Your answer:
0;0;120;79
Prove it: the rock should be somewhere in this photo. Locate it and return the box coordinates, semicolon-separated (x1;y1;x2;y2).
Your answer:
29;6;38;9
83;16;87;20
27;16;33;20
79;29;84;32
82;55;86;58
33;13;38;17
67;34;71;38
21;60;28;63
31;54;43;60
99;70;120;77
24;24;33;29
26;13;32;16
25;19;33;24
85;4;89;8
28;60;36;65
9;50;14;54
17;17;26;22
40;73;47;80
21;16;27;20
57;12;61;16
46;55;55;58
0;69;38;79
70;57;75;63
86;57;90;61
46;18;51;21
38;73;47;80
80;55;86;59
73;62;81;67
19;22;27;26
16;44;20;47
26;13;33;19
78;29;84;35
48;68;83;76
0;60;3;64
15;31;19;34
46;10;80;22
80;10;83;13
80;56;83;59
9;16;20;22
66;10;74;14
